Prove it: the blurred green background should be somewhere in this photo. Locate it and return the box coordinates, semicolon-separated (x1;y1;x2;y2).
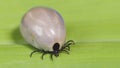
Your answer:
0;0;120;68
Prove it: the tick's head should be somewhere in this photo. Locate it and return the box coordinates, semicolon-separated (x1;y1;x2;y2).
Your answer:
53;43;60;57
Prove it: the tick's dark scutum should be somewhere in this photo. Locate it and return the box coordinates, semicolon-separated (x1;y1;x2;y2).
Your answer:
53;43;60;51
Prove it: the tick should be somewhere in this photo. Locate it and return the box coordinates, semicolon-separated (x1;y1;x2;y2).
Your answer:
20;7;75;60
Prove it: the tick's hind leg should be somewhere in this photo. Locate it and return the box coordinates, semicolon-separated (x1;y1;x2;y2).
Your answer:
41;52;47;60
41;51;54;60
30;50;42;57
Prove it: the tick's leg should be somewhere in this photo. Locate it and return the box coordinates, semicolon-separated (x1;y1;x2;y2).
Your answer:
65;40;75;46
65;45;70;51
41;52;47;60
62;40;75;50
63;50;69;54
50;54;54;61
30;50;41;57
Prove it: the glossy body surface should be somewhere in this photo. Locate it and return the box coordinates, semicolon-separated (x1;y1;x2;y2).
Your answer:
20;7;66;52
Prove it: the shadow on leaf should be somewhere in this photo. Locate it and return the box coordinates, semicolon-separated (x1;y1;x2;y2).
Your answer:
11;26;37;51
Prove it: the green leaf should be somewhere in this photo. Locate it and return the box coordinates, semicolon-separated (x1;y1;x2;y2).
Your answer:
0;0;120;68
